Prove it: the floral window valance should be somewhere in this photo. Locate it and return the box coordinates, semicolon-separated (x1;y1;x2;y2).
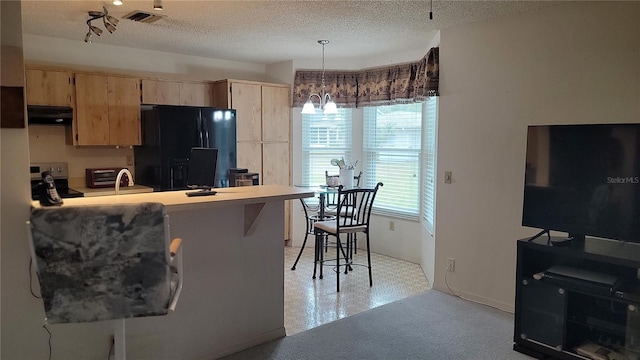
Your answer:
292;47;439;108
292;71;358;108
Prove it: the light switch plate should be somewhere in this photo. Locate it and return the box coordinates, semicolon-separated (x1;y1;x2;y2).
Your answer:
444;171;452;184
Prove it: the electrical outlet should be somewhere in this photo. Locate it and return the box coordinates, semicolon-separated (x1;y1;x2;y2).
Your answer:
447;258;455;272
389;221;395;231
126;155;134;166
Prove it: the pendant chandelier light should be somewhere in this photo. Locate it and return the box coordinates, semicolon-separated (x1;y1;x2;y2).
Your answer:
84;6;119;43
301;40;338;115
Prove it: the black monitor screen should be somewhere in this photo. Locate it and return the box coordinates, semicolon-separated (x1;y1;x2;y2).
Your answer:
522;123;640;243
187;147;218;189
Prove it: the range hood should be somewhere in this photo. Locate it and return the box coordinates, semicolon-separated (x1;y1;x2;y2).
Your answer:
27;105;73;125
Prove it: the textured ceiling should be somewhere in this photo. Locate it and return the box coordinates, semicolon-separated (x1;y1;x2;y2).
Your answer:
21;1;562;65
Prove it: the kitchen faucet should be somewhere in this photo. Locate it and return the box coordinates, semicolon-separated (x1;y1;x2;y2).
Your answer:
115;168;134;195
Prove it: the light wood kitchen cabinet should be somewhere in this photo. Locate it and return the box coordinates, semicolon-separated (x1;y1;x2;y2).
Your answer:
141;79;180;105
179;82;213;106
108;77;141;145
211;79;292;240
75;74;140;146
141;79;213;106
25;69;73;107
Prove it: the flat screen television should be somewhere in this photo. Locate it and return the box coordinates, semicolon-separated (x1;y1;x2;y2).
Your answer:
186;147;218;190
522;123;640;243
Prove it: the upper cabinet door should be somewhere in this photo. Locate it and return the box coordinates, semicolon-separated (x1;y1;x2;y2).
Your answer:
180;82;213;107
74;73;109;145
141;79;212;107
25;69;73;107
108;77;141;146
230;82;262;142
141;79;181;105
262;86;290;143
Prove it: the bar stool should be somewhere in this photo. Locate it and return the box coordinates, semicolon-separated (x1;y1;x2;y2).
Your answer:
313;182;383;292
290;197;336;270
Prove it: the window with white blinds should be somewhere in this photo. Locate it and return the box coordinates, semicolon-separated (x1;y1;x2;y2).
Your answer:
422;97;438;233
363;103;422;219
301;109;353;187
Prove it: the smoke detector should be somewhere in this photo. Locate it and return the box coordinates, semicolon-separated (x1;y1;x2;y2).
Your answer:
122;10;166;23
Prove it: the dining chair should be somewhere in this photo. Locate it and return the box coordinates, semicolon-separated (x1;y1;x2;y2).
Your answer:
323;170;364;252
313;182;383;292
290;197;336;271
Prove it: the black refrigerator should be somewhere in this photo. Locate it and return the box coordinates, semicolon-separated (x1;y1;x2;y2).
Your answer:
134;105;237;191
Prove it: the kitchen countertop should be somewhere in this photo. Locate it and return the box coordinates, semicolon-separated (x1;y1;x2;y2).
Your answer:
73;184;154;197
33;184;314;213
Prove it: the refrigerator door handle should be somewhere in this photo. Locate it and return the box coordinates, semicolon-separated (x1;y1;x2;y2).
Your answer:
197;112;204;147
202;118;210;148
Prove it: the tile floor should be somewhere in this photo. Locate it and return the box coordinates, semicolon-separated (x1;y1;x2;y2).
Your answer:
283;245;429;335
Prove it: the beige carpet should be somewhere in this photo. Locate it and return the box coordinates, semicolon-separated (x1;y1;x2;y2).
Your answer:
221;290;533;360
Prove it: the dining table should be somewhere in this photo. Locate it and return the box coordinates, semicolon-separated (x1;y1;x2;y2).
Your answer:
295;185;340;219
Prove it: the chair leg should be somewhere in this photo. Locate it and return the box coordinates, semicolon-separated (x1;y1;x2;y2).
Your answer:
345;233;353;272
318;232;325;280
353;233;358;254
366;232;373;287
313;230;320;279
336;234;340;292
291;231;309;270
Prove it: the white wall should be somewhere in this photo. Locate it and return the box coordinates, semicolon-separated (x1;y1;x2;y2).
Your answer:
433;1;640;311
1;1;46;358
23;35;270;82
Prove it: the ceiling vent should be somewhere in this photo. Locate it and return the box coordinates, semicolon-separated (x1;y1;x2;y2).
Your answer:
122;10;166;24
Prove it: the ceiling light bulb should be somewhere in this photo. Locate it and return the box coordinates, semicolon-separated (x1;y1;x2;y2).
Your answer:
153;0;163;10
113;0;123;5
84;31;92;43
323;100;338;114
301;101;317;114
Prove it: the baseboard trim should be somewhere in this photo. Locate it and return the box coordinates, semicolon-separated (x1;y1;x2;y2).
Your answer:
431;284;515;313
189;327;287;360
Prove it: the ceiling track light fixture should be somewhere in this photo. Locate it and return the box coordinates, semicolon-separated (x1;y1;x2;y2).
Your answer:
153;0;163;11
301;40;338;115
84;6;119;44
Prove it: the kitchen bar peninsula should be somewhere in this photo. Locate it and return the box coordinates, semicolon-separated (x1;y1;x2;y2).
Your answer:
31;185;313;360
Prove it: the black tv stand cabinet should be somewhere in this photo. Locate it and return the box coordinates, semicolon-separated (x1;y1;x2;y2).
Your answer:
514;236;640;360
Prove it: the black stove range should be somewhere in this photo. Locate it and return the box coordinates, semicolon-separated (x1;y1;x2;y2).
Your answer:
30;162;84;200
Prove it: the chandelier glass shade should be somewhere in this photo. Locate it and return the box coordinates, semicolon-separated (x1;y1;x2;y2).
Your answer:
301;40;338;115
84;6;118;43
